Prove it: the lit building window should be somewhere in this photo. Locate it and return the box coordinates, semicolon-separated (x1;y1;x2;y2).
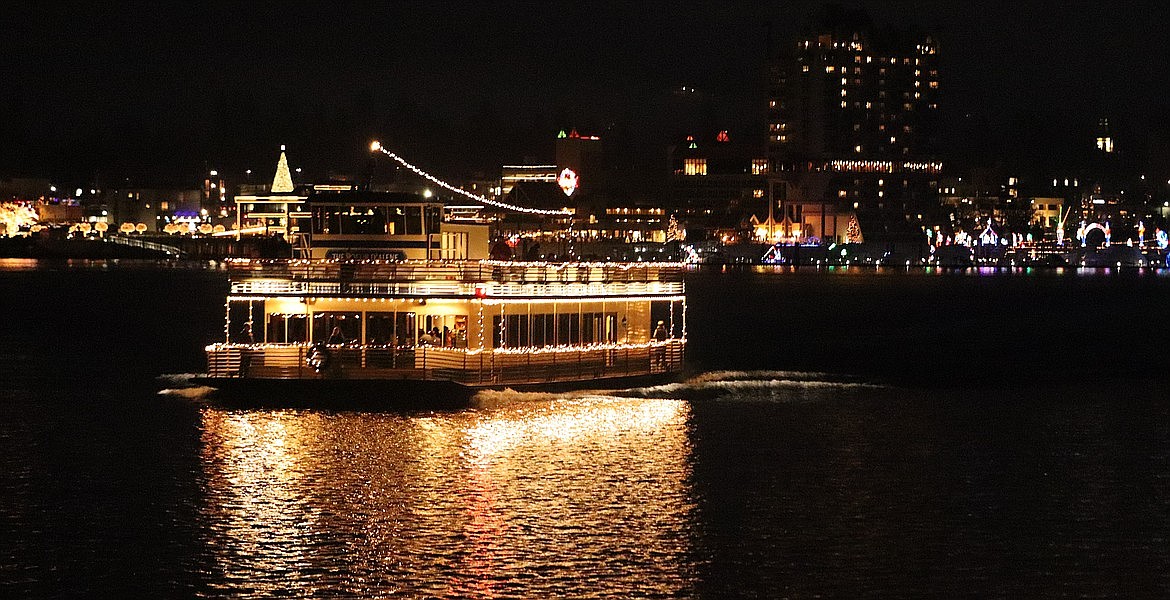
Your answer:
1096;137;1115;153
854;145;863;153
802;65;810;73
753;189;765;198
683;158;708;176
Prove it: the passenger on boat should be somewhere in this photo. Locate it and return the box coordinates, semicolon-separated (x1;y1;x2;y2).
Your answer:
419;329;439;346
653;321;668;368
328;326;347;345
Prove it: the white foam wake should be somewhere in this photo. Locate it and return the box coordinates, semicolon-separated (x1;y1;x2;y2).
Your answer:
470;387;625;409
471;370;882;407
156;373;218;401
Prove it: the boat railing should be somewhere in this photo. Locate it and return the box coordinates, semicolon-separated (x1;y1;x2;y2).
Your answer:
205;340;685;386
225;259;686;286
229;279;684;297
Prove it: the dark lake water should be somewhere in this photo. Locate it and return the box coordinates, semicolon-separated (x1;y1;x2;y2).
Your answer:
1;260;1168;597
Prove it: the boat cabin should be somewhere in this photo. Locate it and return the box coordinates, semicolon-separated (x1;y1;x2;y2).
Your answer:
304;190;489;261
209;259;686;387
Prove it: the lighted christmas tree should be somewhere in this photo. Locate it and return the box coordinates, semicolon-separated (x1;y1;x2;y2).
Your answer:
666;214;684;242
846;214;862;243
271;149;294;193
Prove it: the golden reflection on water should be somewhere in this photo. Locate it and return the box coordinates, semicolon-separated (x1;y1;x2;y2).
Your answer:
198;396;696;598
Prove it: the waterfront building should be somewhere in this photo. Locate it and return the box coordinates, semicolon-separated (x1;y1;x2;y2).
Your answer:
555;129;603;188
500;164;557;197
668;131;856;244
113;188;203;232
767;13;941;214
234;149;310;241
666;131;770;241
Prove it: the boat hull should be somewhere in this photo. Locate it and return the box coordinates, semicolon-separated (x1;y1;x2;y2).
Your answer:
189;370;682;410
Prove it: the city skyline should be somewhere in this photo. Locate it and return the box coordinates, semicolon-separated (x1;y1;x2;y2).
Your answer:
4;2;1168;186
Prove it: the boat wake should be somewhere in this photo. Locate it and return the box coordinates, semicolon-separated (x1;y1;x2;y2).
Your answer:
156;373;218;401
623;370;882;402
470;370;883;408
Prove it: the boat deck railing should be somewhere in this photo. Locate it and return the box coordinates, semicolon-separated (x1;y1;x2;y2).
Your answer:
226;259;686;285
230;279;683;298
205;340;685;387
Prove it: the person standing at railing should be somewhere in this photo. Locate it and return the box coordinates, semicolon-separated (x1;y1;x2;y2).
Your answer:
652;321;669;369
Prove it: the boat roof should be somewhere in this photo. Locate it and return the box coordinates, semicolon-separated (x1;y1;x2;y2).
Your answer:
308;189;440;206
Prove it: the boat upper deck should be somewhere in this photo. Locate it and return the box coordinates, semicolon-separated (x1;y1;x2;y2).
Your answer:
226;259;687;299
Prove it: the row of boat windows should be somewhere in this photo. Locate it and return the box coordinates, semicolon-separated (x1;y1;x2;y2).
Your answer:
231;310;468;348
311;206;442;236
492;313;618;348
228;308;621;349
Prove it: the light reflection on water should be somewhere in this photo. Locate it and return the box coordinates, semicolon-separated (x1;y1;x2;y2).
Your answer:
197;397;696;598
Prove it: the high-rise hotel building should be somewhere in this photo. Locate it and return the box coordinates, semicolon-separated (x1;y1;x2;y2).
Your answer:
767;28;942;212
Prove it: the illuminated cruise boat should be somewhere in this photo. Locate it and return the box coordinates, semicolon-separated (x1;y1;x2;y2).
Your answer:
197;191;687;403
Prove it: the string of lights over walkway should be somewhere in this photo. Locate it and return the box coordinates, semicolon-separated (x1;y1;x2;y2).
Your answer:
370;141;572;216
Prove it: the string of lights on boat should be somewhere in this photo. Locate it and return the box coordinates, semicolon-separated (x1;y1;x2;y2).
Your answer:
370;141;573;216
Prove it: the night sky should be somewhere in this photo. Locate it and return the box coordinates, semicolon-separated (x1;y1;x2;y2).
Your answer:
4;2;1167;187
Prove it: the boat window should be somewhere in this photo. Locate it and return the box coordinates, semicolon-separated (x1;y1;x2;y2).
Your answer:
649;301;684;338
338;206;387;235
397;312;416;347
404;206;423;235
312;312;362;344
227;301;264;343
312;207;341;234
556;314;581;346
580;312;615;344
388;207;406;235
266;314;308;343
530;314;552;347
425;206;442;235
366;312;395;346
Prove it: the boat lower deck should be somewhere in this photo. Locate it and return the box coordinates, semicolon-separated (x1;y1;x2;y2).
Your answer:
204;340;685;386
